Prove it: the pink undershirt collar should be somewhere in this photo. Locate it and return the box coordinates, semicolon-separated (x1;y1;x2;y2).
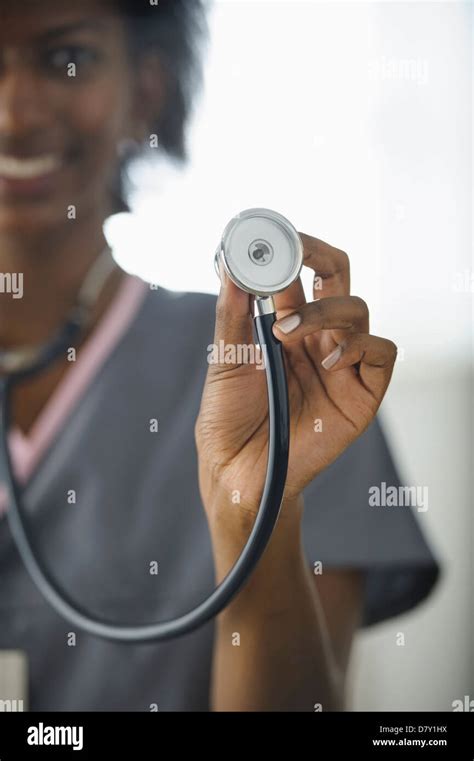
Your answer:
0;273;148;516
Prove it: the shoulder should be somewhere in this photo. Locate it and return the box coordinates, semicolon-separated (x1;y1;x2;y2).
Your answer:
138;282;217;339
122;280;218;379
142;281;217;314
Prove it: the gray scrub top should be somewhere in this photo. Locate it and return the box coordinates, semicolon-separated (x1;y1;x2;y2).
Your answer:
0;286;439;711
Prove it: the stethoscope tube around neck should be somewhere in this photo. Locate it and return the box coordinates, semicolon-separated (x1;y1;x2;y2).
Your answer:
0;208;300;643
0;309;289;643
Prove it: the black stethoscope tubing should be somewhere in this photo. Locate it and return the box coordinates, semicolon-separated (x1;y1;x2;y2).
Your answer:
0;310;289;643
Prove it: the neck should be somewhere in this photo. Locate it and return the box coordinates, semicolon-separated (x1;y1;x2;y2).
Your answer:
0;209;113;348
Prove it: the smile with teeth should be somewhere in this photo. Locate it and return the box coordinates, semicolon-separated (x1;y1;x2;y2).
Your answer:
0;154;62;180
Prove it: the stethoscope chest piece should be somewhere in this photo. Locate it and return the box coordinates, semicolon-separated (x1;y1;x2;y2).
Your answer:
215;208;303;296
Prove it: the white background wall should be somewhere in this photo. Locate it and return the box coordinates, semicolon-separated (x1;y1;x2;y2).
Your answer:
107;0;473;710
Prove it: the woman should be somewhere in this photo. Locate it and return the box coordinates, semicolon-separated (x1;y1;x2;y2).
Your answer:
0;0;438;711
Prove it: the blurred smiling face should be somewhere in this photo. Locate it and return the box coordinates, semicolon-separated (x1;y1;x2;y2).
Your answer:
0;0;147;234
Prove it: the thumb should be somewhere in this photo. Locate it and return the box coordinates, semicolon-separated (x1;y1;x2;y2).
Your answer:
213;259;255;349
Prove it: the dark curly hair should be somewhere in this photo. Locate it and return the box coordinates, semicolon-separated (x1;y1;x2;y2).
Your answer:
112;0;208;212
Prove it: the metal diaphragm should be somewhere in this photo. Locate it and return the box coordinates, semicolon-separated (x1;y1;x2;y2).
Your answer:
215;208;304;296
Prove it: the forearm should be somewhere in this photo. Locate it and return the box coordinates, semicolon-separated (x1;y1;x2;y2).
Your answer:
208;495;344;712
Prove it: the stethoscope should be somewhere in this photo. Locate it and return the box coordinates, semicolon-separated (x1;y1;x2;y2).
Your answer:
0;208;304;643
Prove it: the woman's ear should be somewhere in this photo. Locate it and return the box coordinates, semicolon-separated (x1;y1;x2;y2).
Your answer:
131;52;168;144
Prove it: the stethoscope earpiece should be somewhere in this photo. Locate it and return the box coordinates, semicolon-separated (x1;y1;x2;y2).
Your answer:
215;208;303;299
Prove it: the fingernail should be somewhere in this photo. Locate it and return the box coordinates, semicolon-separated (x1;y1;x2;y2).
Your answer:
322;345;342;369
275;313;301;334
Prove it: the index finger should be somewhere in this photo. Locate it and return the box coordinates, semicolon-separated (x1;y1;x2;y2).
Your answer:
299;232;351;298
273;276;306;314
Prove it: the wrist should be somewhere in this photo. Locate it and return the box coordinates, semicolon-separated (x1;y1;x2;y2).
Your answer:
207;486;304;540
207;490;305;585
